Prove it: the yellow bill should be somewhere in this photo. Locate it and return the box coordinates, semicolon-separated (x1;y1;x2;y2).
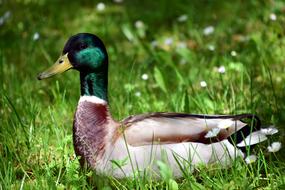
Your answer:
37;53;73;80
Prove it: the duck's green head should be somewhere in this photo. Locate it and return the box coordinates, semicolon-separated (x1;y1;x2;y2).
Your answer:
37;33;108;80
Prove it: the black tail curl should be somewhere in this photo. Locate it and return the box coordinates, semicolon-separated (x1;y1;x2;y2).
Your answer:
228;114;261;151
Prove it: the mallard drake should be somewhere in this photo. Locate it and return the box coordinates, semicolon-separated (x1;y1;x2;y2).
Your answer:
38;33;276;178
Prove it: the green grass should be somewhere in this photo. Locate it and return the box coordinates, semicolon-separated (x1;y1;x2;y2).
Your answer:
1;0;285;189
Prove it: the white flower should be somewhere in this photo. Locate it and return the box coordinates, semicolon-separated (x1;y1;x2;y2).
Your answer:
177;41;187;49
179;59;187;65
207;44;215;51
267;142;281;153
164;38;173;46
96;2;105;11
113;0;123;3
230;50;237;57
135;20;144;29
218;119;233;129
151;40;158;48
0;11;11;26
0;18;4;26
135;91;141;97
33;32;40;41
200;81;207;88
205;128;221;138
218;66;226;74
141;73;148;80
203;26;214;35
269;13;277;21
177;14;188;22
245;155;257;164
261;126;278;135
3;11;11;20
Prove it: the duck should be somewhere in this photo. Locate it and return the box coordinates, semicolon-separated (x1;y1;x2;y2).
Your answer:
38;33;276;178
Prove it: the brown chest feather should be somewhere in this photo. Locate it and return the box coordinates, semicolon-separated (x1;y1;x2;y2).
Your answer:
73;101;109;166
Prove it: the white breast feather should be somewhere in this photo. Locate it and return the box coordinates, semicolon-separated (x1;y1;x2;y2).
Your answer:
96;138;244;178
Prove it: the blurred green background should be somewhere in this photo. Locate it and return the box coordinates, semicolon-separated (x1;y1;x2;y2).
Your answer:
1;0;285;189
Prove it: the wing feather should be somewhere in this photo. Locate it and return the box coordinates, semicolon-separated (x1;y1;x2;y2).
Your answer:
121;113;255;146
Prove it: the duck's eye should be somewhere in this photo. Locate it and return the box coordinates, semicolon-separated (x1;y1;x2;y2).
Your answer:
78;44;87;50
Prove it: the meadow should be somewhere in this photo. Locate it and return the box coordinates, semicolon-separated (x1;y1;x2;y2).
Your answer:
1;0;285;189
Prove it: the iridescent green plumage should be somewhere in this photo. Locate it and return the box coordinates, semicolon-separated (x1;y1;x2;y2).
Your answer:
38;33;109;100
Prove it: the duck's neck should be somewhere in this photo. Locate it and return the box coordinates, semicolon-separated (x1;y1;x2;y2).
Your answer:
80;71;108;101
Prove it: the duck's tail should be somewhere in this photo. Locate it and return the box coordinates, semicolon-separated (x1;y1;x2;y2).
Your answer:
227;114;276;152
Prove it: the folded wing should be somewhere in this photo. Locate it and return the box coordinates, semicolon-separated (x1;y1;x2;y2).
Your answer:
121;113;258;146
